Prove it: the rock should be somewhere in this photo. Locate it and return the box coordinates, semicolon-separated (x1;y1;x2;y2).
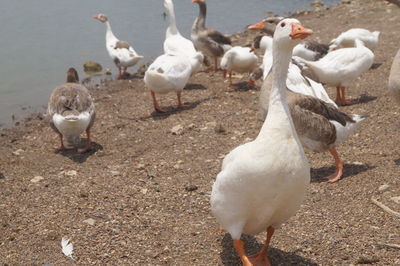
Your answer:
185;185;198;192
341;0;351;4
141;188;148;195
135;163;146;170
311;0;324;7
391;196;400;204
65;170;77;177
83;61;103;74
30;176;44;183
110;170;121;177
12;149;24;156
171;125;184;135
104;68;112;75
378;184;390;192
83;218;95;226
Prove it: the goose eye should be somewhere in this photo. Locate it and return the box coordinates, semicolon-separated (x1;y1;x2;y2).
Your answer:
280;22;286;27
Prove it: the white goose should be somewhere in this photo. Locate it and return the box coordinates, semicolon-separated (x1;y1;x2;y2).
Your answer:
191;0;232;72
144;53;200;113
93;14;143;79
389;48;400;103
47;68;95;153
220;46;258;88
294;39;374;106
163;0;204;74
211;18;312;265
329;28;380;51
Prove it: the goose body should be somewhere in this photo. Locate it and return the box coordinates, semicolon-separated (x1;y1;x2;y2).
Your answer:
163;0;204;74
220;46;258;88
329;28;380;51
144;53;197;112
191;0;231;72
93;14;143;79
389;48;400;103
294;39;374;105
47;68;95;153
211;18;312;265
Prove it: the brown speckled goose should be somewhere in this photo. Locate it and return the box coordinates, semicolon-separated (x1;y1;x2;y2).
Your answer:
47;68;95;153
191;0;231;72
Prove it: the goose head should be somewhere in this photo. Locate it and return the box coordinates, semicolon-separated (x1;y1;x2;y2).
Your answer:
92;13;108;23
247;16;283;35
273;18;312;49
66;68;79;83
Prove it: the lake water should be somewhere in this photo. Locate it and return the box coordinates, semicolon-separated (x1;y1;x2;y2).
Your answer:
0;0;339;127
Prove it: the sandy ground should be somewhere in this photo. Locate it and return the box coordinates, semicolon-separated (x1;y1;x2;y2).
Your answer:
1;0;400;265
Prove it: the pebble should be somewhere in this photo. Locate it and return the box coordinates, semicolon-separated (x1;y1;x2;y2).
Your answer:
378;184;390;192
12;149;24;156
185;185;198;192
390;196;400;204
110;170;121;177
141;188;148;195
30;176;44;183
64;170;77;177
135;163;146;170
83;218;95;226
171;125;184;135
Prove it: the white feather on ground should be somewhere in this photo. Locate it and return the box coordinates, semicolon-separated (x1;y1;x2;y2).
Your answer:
61;237;74;259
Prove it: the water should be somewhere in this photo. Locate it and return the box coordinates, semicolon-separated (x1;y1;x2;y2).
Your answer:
0;0;339;127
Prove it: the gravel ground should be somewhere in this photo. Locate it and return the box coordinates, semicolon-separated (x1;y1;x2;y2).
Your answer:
1;0;399;265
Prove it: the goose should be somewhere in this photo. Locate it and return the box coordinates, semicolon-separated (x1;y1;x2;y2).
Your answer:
93;14;143;79
163;0;204;75
389;48;400;103
256;35;337;108
144;53;200;113
211;18;312;266
47;68;95;153
249;18;329;61
220;46;259;88
191;0;232;72
329;28;380;51
294;39;374;106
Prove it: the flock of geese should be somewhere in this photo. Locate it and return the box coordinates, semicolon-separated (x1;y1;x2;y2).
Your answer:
46;0;400;265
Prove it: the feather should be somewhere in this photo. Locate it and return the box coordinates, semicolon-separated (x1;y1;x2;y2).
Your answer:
61;237;74;259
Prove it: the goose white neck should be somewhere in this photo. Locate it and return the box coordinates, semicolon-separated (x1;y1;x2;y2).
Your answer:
105;21;117;42
166;2;178;36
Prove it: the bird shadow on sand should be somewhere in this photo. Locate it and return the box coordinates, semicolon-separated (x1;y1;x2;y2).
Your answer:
220;234;317;266
0;172;5;179
356;93;377;105
55;141;103;163
310;163;375;183
226;81;258;92
184;83;207;90
370;63;382;70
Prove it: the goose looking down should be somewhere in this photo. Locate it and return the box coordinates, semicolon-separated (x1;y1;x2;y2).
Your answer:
163;0;204;74
47;68;95;153
329;28;380;51
389;48;400;103
191;0;232;72
294;39;374;106
220;46;258;89
211;18;312;266
93;14;143;79
144;53;198;113
249;18;329;61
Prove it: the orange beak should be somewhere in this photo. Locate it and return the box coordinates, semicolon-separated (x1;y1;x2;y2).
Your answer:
192;0;201;3
289;23;313;40
92;14;100;19
248;20;266;30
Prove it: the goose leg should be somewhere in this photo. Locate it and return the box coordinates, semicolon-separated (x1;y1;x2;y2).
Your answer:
340;87;356;106
233;240;252;266
228;71;239;89
335;86;342;104
249;226;274;266
57;133;73;151
325;147;343;183
247;77;255;88
117;67;123;79
176;92;189;109
214;57;219;72
78;128;92;154
151;91;165;113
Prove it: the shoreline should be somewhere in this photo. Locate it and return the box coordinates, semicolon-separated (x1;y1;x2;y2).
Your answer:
1;0;400;265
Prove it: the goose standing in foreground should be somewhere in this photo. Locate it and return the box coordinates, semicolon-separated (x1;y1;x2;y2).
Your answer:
163;0;204;75
144;53;197;113
294;39;374;106
93;14;143;79
220;46;258;88
47;68;95;153
249;17;329;61
329;28;380;51
191;0;232;72
389;48;400;103
211;18;312;266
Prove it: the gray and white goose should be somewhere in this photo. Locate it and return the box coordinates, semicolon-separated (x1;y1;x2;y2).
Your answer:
47;68;95;153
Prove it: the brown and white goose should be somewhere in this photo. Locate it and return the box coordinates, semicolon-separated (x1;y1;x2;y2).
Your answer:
191;0;232;72
47;68;95;153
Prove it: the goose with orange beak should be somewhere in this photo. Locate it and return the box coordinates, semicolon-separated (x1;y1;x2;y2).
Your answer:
211;19;312;266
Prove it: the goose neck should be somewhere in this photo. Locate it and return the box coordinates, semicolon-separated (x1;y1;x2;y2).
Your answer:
166;2;178;36
193;2;206;31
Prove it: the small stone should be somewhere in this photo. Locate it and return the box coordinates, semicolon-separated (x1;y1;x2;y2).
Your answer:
83;61;102;74
391;196;400;204
12;149;24;156
171;125;184;135
30;176;44;183
65;170;77;177
110;170;121;177
185;185;198;192
378;184;390;192
352;161;363;165
173;164;181;169
341;0;351;4
141;188;148;195
83;218;95;226
135;163;146;170
214;123;227;134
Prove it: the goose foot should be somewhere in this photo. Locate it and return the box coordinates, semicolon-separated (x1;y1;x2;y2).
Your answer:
228;84;240;90
249;252;270;266
56;145;74;152
338;98;356;106
78;145;91;154
247;79;255;88
325;148;343;183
